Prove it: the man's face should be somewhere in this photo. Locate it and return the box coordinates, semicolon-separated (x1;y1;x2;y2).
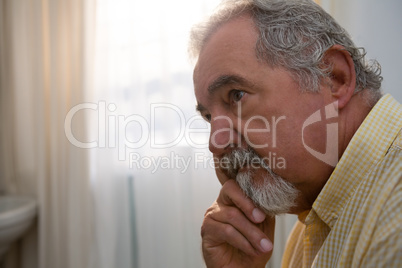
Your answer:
193;15;336;212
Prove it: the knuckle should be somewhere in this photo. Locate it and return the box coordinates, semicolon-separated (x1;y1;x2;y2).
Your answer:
225;207;240;222
223;224;236;237
204;202;219;218
200;223;207;238
204;208;213;218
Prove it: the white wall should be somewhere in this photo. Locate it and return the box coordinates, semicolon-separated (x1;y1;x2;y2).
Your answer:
322;0;402;102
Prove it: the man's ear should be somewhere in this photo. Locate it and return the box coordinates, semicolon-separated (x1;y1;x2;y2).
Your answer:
323;44;356;109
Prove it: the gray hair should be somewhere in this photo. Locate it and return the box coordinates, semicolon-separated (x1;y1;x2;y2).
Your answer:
189;0;382;100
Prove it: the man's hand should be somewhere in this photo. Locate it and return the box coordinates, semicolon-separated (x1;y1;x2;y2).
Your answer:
201;168;275;268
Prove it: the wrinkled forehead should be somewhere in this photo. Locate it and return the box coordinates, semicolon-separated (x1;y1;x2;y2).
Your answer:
193;14;259;95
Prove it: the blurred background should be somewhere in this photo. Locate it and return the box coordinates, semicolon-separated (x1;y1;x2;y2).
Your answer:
0;0;401;267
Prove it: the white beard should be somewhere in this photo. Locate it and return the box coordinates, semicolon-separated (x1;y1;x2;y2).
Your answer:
221;148;299;217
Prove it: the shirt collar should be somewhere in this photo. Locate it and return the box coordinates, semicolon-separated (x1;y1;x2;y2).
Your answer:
306;94;402;228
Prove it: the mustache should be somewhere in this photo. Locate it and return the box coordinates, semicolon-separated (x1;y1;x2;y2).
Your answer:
219;147;277;179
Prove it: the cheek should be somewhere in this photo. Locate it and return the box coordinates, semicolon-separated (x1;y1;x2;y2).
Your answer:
243;116;327;173
240;118;277;149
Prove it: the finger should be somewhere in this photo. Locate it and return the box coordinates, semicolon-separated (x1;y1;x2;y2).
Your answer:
208;205;273;253
219;180;266;224
258;216;276;249
202;216;260;256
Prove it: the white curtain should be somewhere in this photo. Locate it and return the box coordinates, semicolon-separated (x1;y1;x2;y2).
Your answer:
0;0;94;267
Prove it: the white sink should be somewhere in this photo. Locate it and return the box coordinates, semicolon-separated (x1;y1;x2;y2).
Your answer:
0;195;37;258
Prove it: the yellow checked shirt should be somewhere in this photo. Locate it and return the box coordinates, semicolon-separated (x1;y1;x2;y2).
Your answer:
281;94;402;268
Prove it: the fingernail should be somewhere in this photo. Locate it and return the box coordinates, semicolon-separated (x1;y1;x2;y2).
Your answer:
260;238;273;252
252;208;266;222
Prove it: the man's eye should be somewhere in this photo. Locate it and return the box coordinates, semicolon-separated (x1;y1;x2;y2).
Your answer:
231;90;245;103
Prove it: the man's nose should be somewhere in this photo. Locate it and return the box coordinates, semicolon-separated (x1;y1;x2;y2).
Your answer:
209;116;239;156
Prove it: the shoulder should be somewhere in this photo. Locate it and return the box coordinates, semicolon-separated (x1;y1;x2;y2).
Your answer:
358;143;402;267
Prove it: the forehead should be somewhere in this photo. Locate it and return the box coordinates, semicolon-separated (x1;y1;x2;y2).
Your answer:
193;14;259;95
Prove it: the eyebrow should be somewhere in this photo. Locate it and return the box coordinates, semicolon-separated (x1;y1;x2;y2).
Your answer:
207;74;251;94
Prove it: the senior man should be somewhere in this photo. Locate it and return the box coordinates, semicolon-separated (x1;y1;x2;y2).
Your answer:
190;0;402;267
